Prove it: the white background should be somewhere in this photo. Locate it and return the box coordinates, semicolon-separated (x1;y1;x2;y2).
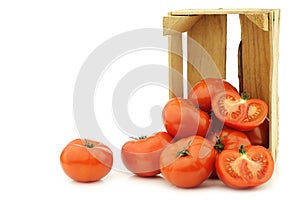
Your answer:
0;0;298;199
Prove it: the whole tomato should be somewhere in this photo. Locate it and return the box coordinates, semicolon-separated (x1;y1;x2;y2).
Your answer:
188;78;238;112
215;145;274;189
209;128;251;152
212;90;268;131
60;138;113;182
162;98;210;140
121;131;173;177
245;118;269;148
160;136;217;188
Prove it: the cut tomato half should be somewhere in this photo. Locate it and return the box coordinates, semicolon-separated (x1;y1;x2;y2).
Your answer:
212;91;268;131
215;145;274;189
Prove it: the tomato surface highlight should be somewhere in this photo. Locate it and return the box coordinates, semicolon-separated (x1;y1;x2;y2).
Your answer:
160;136;217;188
215;145;274;189
212;91;268;131
60;138;113;182
162;98;210;140
121;131;173;177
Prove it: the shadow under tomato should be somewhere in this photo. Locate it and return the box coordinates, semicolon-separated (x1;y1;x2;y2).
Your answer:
67;178;105;186
127;173;165;181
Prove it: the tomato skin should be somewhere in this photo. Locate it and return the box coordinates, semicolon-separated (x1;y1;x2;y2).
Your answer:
188;78;238;112
160;136;217;188
60;139;113;182
212;90;268;131
245;118;269;148
162;98;211;140
210;128;252;152
121;132;173;177
215;145;274;189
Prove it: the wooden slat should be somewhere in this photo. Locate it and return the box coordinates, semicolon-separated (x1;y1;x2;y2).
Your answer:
163;15;201;35
268;10;280;160
187;15;227;92
170;9;273;16
239;12;280;159
168;33;183;98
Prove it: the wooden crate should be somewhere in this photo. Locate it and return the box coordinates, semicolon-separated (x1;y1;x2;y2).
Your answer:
163;9;280;159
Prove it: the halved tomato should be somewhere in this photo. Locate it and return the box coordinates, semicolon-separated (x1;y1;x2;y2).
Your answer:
212;91;268;131
215;145;274;189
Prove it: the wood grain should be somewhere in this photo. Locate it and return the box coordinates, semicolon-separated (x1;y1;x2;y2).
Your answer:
168;33;183;98
163;15;201;35
239;14;270;104
187;15;227;92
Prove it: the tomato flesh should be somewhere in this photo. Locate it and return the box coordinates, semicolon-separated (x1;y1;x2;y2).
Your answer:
216;145;274;189
212;91;268;131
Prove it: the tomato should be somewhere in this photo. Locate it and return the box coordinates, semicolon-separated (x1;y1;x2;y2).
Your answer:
208;128;251;179
212;90;268;131
188;78;238;112
215;145;274;189
162;98;210;140
245;118;269;148
121;131;173;177
60;138;113;182
210;128;252;152
160;136;217;188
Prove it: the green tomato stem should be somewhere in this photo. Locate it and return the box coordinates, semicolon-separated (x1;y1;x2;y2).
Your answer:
84;139;94;148
176;140;192;158
129;136;147;140
239;145;247;154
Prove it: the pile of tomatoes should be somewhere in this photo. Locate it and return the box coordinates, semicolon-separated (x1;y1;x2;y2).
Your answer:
60;78;274;189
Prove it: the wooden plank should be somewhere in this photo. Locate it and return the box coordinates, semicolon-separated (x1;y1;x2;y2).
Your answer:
163;15;201;35
268;10;280;160
168;33;183;98
239;12;280;160
187;15;227;92
170;9;273;16
239;14;270;105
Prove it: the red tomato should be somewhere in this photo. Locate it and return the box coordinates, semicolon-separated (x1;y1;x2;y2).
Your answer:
212;90;268;131
60;138;113;182
160;136;217;188
215;145;274;189
245;118;269;148
162;98;210;140
208;128;251;179
210;128;252;152
121;131;173;177
188;78;238;112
